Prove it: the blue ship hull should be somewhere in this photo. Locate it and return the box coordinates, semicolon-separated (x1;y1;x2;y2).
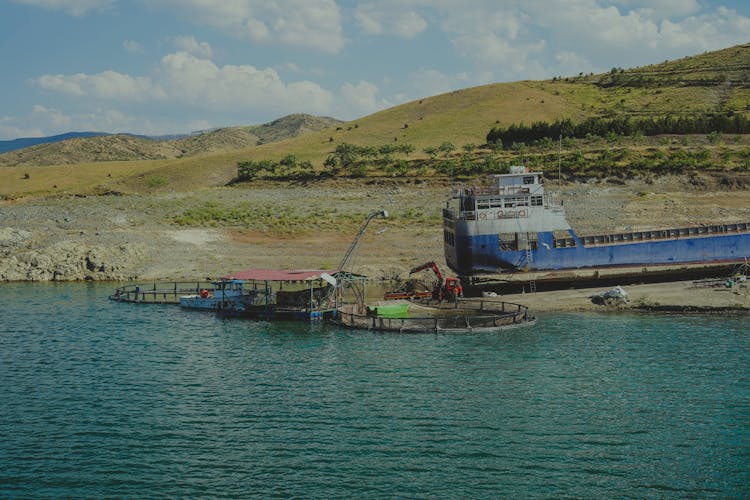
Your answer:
442;169;750;276
448;230;750;275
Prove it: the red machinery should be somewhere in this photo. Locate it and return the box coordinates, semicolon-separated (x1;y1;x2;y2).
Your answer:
408;261;463;302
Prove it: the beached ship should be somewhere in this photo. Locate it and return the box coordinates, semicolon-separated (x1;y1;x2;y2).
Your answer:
443;166;750;275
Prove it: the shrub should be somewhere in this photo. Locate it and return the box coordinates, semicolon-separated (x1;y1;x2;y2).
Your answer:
147;175;168;188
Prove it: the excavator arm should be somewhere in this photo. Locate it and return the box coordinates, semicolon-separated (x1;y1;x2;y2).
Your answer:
408;261;444;285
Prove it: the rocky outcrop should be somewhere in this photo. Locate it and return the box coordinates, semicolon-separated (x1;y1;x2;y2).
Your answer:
0;230;146;281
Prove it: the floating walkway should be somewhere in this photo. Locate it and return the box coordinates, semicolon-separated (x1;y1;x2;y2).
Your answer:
109;281;215;304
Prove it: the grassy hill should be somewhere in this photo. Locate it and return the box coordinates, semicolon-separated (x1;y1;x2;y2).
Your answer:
0;114;340;168
2;43;749;198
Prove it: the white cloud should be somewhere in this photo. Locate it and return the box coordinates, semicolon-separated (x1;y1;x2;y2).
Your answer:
422;0;750;80
1;104;213;138
172;36;213;58
13;0;112;16
158;51;334;113
0;115;44;140
32;104;71;128
33;71;163;100
616;0;702;19
189;119;212;131
34;74;85;96
122;40;143;53
337;80;380;118
407;68;463;98
354;2;427;38
31;49;335;119
658;7;750;51
150;0;345;53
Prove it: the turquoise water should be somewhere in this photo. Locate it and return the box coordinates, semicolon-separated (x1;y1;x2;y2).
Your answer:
1;283;748;498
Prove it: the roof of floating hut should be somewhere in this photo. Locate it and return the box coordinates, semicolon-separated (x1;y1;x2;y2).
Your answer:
223;269;334;282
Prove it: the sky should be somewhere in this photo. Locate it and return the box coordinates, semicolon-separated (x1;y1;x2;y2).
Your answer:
1;0;749;140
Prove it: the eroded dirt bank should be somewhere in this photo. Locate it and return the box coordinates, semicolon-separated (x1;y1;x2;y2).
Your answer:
1;176;748;286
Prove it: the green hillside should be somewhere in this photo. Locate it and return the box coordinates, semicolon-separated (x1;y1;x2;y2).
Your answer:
2;43;749;198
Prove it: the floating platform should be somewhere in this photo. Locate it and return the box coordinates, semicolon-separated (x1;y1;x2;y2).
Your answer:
331;298;535;333
108;269;365;321
109;281;214;304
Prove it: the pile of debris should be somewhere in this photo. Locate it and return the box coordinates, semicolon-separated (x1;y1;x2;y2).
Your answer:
591;285;630;306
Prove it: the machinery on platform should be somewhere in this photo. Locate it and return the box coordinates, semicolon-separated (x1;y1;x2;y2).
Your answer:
408;261;463;302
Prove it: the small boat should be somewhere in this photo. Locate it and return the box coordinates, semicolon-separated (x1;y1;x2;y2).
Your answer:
366;301;411;318
179;279;256;312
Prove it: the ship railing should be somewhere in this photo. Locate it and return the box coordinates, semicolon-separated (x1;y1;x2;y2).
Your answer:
443;207;478;220
451;186;534;197
555;221;750;248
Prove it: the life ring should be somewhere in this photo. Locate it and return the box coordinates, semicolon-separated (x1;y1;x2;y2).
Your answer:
518;209;527;217
199;289;210;298
497;210;503;218
479;212;487;220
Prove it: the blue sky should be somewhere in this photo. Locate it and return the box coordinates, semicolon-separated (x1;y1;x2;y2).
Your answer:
1;0;749;139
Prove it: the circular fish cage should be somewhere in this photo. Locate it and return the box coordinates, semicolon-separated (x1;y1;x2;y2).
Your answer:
330;298;535;333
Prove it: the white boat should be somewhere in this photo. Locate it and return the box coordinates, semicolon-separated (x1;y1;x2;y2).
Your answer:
179;279;256;312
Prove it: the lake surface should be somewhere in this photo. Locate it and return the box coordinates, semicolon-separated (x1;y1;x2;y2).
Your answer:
1;282;748;498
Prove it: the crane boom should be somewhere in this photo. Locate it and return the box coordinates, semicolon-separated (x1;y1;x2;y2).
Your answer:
336;209;388;272
409;261;444;285
320;209;387;312
407;261;463;302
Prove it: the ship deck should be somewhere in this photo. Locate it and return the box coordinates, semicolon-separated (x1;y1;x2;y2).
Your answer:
557;221;750;248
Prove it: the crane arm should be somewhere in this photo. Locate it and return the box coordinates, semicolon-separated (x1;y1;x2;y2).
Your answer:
319;209;387;311
336;209;388;273
408;261;443;284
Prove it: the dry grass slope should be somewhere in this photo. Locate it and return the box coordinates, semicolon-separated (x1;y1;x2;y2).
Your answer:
0;114;341;168
1;44;749;199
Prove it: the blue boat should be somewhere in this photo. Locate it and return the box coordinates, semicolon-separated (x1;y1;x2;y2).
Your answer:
443;166;750;275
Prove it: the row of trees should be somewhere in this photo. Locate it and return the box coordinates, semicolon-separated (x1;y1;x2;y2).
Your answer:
323;142;418;177
487;113;750;148
237;154;315;181
236;123;749;183
236;140;510;182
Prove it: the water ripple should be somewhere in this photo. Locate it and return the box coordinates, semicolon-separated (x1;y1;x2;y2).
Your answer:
0;283;748;498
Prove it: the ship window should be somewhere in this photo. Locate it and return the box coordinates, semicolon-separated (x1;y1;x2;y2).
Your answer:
498;233;518;251
444;230;455;246
531;195;543;206
523;175;535;184
503;196;530;208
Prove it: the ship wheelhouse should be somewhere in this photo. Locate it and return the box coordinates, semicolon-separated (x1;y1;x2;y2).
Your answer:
442;166;572;274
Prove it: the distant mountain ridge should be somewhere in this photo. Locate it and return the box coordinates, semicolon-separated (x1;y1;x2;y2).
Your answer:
0;132;107;154
0;114;341;166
